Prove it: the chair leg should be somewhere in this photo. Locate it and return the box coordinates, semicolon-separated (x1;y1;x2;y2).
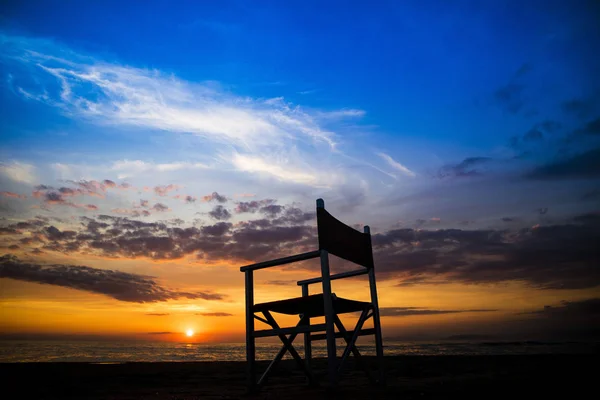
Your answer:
244;271;256;392
301;284;312;382
333;313;376;385
372;305;385;385
262;312;316;385
320;250;337;388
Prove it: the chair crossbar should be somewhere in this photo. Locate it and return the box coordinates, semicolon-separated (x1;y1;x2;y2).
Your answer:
297;267;369;286
333;313;376;384
253;314;270;325
309;328;375;341
253;323;327;338
256;312;315;387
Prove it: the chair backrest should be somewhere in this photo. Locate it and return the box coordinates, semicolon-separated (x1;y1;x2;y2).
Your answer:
316;199;374;269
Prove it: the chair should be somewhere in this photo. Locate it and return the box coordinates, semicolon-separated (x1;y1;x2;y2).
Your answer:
240;198;384;390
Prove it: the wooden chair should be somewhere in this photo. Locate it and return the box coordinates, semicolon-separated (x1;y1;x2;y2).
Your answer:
240;198;384;390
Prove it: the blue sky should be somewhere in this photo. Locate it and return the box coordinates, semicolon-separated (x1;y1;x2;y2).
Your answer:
1;1;600;340
1;0;599;224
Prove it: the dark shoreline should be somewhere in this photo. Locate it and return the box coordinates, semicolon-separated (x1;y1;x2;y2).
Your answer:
2;355;595;399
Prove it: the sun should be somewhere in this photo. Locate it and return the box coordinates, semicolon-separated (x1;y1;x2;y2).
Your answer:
186;329;194;337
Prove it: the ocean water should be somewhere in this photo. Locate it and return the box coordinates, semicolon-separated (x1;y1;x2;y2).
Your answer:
0;340;597;362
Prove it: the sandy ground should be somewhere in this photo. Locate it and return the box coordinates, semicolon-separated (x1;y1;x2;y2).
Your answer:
1;355;596;399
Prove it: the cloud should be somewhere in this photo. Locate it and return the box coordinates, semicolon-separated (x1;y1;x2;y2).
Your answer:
235;199;275;213
521;298;600;317
318;108;366;119
111;160;208;179
111;208;151;217
0;161;36;184
145;313;169;316
379;307;497;317
1;191;26;199
372;214;600;290
0;254;225;303
196;312;233;317
562;95;600;119
377;153;415;177
438;157;492;178
493;63;531;115
229;152;331;186
208;205;231;220
201;192;227;203
525;148;600;180
1;34;368;188
154;184;180;197
574;117;600;136
7;203;596;292
0;205;316;263
152;203;170;212
31;187;100;211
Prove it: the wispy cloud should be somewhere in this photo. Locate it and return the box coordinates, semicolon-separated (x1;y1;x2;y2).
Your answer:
377;152;416;177
229;152;340;187
0;161;37;184
0;33;384;188
110;160;209;179
318;108;366;119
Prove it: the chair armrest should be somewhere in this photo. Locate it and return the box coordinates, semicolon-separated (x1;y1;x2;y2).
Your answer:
297;268;368;286
240;250;321;272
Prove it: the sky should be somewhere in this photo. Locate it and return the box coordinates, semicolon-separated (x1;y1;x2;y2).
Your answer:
0;0;599;343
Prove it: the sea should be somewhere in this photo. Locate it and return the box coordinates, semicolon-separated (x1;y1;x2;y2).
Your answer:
1;340;597;362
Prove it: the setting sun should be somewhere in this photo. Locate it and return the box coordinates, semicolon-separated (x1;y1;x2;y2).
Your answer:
186;329;194;337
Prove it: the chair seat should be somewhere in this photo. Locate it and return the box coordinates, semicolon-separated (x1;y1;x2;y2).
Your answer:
254;293;371;317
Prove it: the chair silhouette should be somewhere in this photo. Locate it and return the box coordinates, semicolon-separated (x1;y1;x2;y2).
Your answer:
240;198;384;390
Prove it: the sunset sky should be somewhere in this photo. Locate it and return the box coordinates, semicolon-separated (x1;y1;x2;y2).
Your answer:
1;0;599;343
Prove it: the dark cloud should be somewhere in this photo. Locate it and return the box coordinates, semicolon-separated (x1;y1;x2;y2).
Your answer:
372;214;600;290
562;95;600;119
7;204;597;293
512;120;562;148
152;203;169;212
147;332;173;335
265;280;298;286
202;192;227;203
235;199;275;213
493;64;531;115
537;207;548;215
201;222;232;236
501;217;515;222
271;207;313;225
0;204;316;262
260;204;284;217
0;255;225;303
438;157;492;178
581;188;600;201
379;307;497;317
521;298;600;317
196;312;233;317
574;117;600;136
145;313;169;316
208;205;231;220
525;147;600;180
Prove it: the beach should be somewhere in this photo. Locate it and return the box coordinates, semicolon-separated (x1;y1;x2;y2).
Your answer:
2;355;595;399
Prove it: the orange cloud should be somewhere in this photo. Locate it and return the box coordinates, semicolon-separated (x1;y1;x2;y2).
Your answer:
1;191;26;199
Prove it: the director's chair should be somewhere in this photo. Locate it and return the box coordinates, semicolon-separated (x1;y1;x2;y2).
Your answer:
240;198;384;390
